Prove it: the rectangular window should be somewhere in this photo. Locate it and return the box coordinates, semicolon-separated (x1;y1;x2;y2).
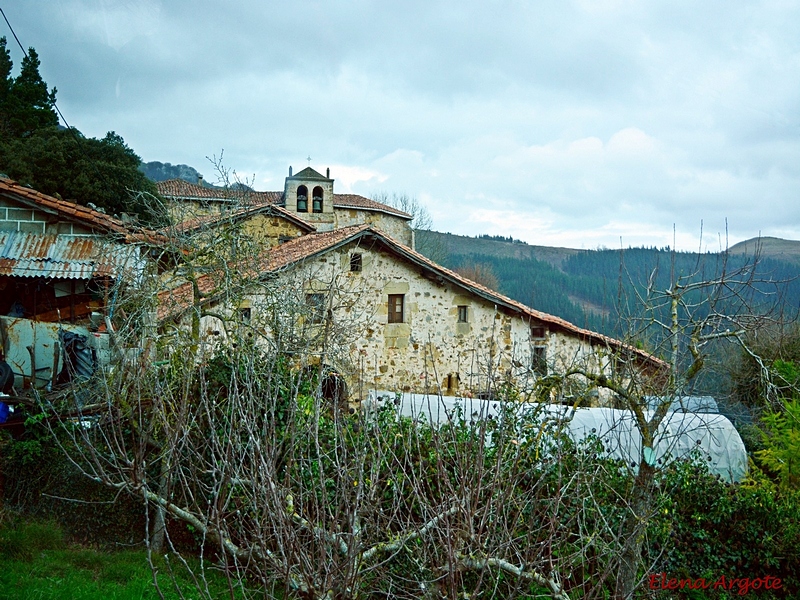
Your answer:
531;325;546;340
305;293;326;324
388;294;404;324
350;253;362;272
532;346;547;376
457;305;468;323
238;307;251;322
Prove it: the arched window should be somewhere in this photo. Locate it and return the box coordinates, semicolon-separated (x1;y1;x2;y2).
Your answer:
297;185;308;212
312;186;323;213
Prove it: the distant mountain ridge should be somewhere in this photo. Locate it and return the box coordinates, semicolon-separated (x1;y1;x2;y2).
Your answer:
728;236;800;266
422;230;800;271
139;161;204;184
417;230;581;269
139;161;255;192
417;230;800;338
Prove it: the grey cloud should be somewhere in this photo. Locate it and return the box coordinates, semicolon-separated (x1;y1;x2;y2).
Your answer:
4;0;800;248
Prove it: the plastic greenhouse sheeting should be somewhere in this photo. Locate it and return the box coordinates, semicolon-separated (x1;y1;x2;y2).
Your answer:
366;392;748;483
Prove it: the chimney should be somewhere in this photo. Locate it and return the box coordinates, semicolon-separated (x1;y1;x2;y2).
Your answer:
197;174;204;186
326;167;330;178
289;166;293;177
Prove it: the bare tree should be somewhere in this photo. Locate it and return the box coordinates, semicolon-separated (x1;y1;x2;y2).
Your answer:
454;262;500;291
540;242;789;598
370;191;449;263
371;191;433;232
39;184;787;600
46;259;620;598
35;178;610;598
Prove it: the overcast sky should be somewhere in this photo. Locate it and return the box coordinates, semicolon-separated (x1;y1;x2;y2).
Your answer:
4;1;799;250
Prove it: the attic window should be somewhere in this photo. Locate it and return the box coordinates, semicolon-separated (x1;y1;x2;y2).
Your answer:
350;253;362;272
312;186;323;213
531;325;546;340
388;294;404;324
297;185;308;212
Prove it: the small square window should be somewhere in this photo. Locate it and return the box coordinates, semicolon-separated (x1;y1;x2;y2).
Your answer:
531;325;546;340
388;294;404;324
350;253;362;272
457;305;468;323
239;307;251;322
305;293;326;324
532;346;547;376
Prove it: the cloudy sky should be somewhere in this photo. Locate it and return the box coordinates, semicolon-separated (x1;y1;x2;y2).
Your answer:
4;1;800;250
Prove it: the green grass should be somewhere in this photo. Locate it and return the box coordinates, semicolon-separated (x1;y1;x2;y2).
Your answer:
0;520;246;600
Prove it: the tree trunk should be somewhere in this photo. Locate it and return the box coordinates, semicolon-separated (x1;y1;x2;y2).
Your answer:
150;457;170;552
615;461;655;599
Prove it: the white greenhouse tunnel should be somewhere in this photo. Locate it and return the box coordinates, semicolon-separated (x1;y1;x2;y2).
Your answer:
365;392;748;484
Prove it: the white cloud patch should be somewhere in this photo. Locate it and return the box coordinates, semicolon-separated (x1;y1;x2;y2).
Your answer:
328;165;387;194
62;0;162;51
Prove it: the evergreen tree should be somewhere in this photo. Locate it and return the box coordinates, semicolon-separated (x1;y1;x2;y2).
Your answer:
0;39;58;138
0;37;163;224
0;38;13;119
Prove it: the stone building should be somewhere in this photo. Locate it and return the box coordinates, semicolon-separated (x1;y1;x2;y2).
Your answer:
156;164;663;403
157;166;413;247
243;225;662;402
0;171;663;403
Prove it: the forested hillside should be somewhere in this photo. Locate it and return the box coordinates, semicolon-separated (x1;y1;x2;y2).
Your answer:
418;230;800;340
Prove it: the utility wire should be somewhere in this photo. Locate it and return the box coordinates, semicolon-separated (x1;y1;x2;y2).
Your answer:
0;6;72;129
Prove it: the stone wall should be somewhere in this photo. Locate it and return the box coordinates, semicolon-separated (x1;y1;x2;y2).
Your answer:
241;214;307;247
332;209;413;247
243;239;609;403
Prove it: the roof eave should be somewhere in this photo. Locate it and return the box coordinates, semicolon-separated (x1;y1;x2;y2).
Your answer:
331;203;413;220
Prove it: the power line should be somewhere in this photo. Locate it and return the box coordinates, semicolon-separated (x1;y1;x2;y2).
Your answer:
0;6;72;129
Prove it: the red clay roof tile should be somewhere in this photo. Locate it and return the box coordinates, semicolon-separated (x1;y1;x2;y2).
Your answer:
0;177;162;243
156;179;412;220
157;223;662;369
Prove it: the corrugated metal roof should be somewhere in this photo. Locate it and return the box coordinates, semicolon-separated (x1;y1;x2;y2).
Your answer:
0;231;143;279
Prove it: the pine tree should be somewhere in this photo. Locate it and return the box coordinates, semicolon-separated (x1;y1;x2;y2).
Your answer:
0;38;163;223
0;39;58;138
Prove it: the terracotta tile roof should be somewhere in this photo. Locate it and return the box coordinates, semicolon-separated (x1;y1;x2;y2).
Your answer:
157;225;370;319
332;194;412;219
156;274;220;321
156;179;234;201
164;201;315;235
158;223;663;369
156;179;283;205
0;177;162;243
157;179;412;220
264;224;372;271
